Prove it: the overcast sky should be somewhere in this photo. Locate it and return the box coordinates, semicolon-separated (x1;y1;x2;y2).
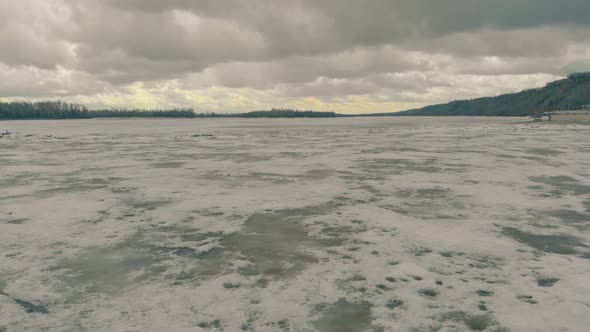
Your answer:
1;0;589;113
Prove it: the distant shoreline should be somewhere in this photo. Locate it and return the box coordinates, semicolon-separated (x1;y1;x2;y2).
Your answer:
0;114;531;121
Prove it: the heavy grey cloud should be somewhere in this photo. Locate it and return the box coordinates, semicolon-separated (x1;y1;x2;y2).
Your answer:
0;0;589;111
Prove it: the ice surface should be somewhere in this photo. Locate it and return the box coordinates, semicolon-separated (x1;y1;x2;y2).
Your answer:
0;117;589;331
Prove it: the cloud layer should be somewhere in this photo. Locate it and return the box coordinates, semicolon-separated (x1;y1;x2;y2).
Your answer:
1;0;589;112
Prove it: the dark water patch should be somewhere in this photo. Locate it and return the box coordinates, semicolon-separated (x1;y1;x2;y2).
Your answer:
502;227;587;255
171;247;197;257
349;274;366;282
434;213;462;220
36;184;108;197
81;217;105;224
376;284;390;291
526;148;562;156
197;320;221;329
464;314;495;331
13;298;49;314
151;229;227;277
128;199;171;211
360;158;456;175
158;227;224;244
61;177;119;187
5;218;28;224
537;277;559;287
57;230;225;293
54;201;356;294
56;232;161;294
206;203;348;279
541;210;590;230
212;152;275;163
396;187;451;200
409;247;433;257
363;146;422;154
338;170;387;181
440;311;498;331
0;174;34;187
276;319;289;330
529;176;590;197
172;270;198;283
517;294;538;304
385;298;405;310
0;291;48;314
205;170;297;185
41;135;68;140
485;279;509;285
35;177;120;197
239;307;265;331
231;213;326;277
277;151;306;158
198;210;225;217
313;299;372;332
521;155;565;167
349;184;385;198
439;251;465;258
417;288;438;298
110;186;137;194
223;282;241;289
150;161;186;168
246;172;295;184
0;194;30;201
477;290;494;297
256;278;269;288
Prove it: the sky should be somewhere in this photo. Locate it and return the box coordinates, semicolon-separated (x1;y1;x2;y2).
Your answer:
1;0;589;113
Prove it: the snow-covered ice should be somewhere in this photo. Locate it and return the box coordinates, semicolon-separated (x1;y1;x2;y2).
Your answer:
1;117;589;331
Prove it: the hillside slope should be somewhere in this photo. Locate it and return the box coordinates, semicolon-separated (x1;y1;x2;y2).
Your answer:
393;72;590;116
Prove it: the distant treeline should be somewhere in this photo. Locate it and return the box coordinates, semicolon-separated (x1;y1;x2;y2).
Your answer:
0;102;341;119
90;108;340;118
0;102;207;119
241;108;339;118
89;108;198;118
0;101;89;119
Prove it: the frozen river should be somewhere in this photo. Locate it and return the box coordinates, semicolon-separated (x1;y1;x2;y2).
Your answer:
1;117;589;331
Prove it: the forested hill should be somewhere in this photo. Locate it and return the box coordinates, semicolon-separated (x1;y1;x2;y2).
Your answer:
392;72;590;116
